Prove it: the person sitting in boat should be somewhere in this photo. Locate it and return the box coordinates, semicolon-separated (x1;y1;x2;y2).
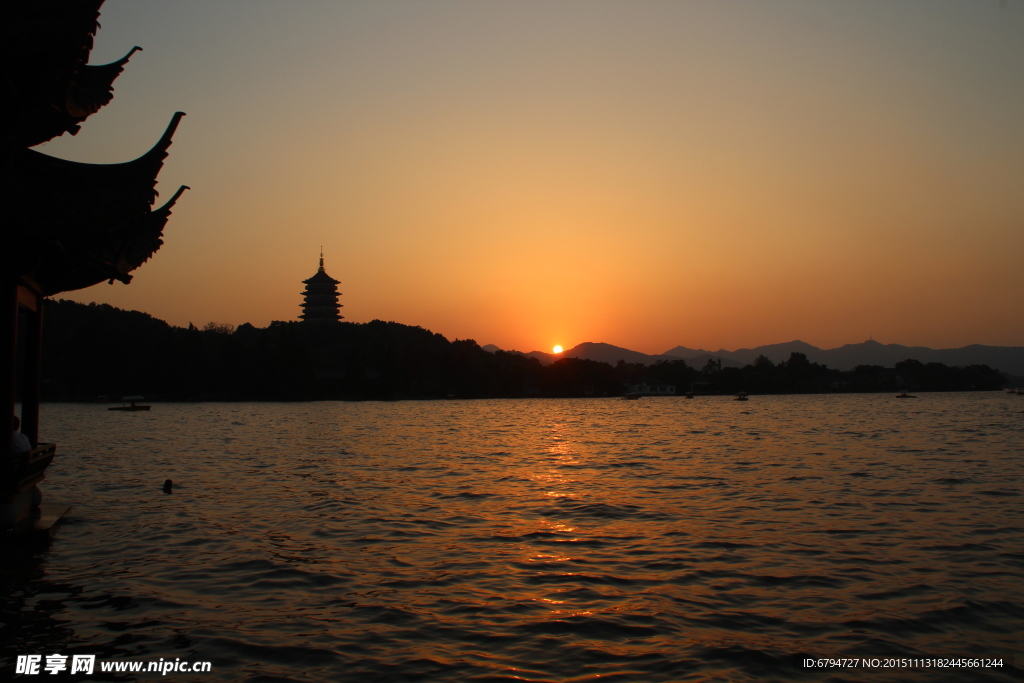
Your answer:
4;415;32;484
10;415;30;455
8;415;42;509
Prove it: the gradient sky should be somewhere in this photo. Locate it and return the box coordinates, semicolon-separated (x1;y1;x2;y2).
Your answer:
42;0;1024;354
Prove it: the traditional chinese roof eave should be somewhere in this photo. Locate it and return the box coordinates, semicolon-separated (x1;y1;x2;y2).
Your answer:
2;0;112;148
65;46;142;118
4;113;188;295
303;270;341;286
31;184;190;295
8;112;185;239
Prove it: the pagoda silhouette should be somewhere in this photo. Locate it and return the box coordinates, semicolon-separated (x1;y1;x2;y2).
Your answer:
2;0;188;536
299;251;343;323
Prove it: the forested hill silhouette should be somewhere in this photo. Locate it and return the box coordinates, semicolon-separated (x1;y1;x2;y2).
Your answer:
663;339;1024;376
507;339;1024;376
41;300;1009;401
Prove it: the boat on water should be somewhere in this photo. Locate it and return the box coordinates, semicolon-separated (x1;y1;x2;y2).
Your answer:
895;391;917;398
108;396;151;411
733;392;749;401
622;393;642;400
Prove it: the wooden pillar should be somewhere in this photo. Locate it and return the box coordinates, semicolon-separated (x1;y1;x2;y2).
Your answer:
2;281;16;452
21;287;43;447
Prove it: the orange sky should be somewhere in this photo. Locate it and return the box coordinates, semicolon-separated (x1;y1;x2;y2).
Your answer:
42;1;1024;354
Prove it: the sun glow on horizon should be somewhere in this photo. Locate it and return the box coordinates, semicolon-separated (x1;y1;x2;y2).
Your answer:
44;2;1024;352
553;345;563;354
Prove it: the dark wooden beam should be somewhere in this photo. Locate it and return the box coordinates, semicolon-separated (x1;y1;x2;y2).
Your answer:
21;287;43;446
16;284;39;312
2;281;16;452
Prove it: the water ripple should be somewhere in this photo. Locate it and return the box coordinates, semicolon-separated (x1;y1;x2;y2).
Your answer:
1;394;1020;682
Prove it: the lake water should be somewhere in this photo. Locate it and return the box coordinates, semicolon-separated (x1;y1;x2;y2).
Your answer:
3;394;1022;682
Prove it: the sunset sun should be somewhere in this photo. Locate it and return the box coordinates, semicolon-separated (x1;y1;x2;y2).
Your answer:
553;345;563;354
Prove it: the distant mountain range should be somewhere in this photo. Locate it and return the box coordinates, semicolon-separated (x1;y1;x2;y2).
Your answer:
481;340;1024;376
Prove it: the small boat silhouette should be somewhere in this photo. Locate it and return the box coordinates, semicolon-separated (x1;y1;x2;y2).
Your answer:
108;396;151;411
895;391;917;399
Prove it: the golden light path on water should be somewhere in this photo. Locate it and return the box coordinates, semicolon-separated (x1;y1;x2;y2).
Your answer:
2;394;1022;682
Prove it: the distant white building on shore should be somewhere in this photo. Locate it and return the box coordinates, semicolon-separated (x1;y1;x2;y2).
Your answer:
624;382;675;396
